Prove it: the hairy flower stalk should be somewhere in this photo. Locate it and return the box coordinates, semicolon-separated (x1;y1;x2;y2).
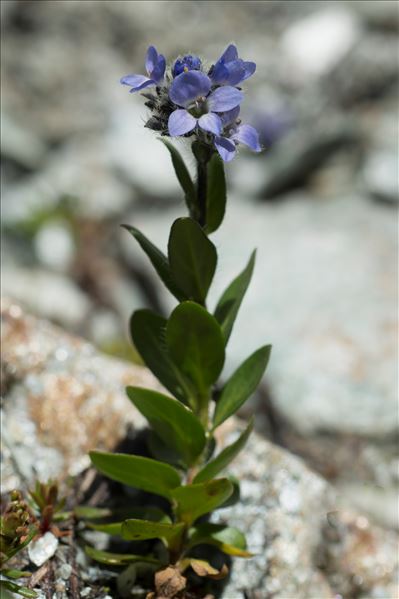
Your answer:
87;43;271;596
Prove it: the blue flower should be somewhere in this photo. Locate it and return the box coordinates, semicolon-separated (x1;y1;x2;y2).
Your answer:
210;44;256;86
121;46;166;92
168;71;243;137
214;107;261;162
172;54;202;77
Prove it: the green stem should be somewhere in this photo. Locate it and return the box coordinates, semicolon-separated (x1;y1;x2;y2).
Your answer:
197;160;208;227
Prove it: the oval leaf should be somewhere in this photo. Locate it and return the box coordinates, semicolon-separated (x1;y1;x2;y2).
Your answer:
121;519;185;546
166;302;225;396
214;250;256;343
126;387;206;465
89;451;180;500
205;153;226;234
159;138;196;215
122;225;185;301
171;478;233;525
193;419;253;483
213;345;271;428
85;545;160;566
168;218;217;305
187;523;252;557
130;309;195;406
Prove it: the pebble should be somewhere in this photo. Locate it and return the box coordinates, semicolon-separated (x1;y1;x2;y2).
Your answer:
28;531;59;567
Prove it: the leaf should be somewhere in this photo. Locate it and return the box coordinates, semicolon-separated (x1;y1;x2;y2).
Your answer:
89;451;181;500
159;138;196;214
187;523;253;557
86;506;170;536
121;519;185;546
126;387;206;465
213;345;271;428
171;479;233;525
122;225;185;301
85;545;160;566
179;558;228;579
130;309;195;406
1;570;31;580
168;218;217;305
0;581;38;598
205;153;226;234
193;419;253;483
214;250;256;343
166;302;225;396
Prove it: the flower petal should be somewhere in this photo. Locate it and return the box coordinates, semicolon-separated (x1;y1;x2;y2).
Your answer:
225;61;247;86
220;106;240;127
168;109;197;136
241;61;256;81
207;86;244;112
145;46;158;75
169;71;211;107
198;113;222;135
151;54;166;82
210;61;229;84
120;74;155;92
214;136;236;162
232;124;262;152
220;44;238;63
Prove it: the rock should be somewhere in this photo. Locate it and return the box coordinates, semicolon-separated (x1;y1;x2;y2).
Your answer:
363;149;398;205
28;532;59;567
1;302;397;598
34;221;76;272
1;112;47;171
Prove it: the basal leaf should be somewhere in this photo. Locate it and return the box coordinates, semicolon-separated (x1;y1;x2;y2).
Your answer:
166;301;225;396
85;545;160;566
122;225;185;301
171;478;233;525
126;387;206;465
0;581;38;598
213;345;271;428
130;309;195;406
158;138;196;214
205;153;226;234
89;451;181;500
193;419;253;483
121;519;185;546
214;250;256;343
187;523;252;557
168;218;217;305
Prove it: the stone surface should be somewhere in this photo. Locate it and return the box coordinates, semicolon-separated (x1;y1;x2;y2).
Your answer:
1;302;397;598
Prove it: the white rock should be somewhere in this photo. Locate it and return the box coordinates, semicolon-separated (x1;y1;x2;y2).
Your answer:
34;222;75;271
28;531;58;567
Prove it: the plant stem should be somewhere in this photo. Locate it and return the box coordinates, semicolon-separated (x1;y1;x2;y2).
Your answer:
197;160;207;227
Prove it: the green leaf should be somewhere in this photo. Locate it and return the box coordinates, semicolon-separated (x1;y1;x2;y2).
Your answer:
89;451;181;500
213;345;271;428
158;138;196;214
193;419;253;483
214;250;256;343
205;153;226;234
126;387;206;465
1;570;31;580
187;523;252;557
85;546;160;566
171;478;233;525
130;309;195;406
122;225;185;301
166;301;225;396
121;519;185;546
85;506;170;536
168;218;217;305
0;581;37;598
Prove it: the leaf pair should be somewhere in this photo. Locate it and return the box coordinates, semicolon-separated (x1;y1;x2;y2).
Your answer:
124;217;216;306
160;139;226;235
131;301;225;407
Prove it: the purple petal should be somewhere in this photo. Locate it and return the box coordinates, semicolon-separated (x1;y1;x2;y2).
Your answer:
151;54;166;82
120;74;155;92
232;124;262;152
220;106;240;126
145;46;158;75
241;61;256;81
169;71;211;107
220;44;238;63
225;61;247;86
198;113;222;135
214;136;236;162
210;61;230;84
207;86;244;112
168;109;197;136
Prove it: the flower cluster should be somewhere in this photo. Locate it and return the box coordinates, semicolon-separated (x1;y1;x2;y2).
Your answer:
121;44;261;162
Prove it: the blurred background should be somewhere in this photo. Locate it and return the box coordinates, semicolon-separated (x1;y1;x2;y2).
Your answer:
1;1;398;530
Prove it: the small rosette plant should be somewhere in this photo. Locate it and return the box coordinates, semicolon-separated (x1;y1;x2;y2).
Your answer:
87;43;270;595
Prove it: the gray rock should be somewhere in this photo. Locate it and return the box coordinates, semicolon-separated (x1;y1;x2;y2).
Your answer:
1;301;397;598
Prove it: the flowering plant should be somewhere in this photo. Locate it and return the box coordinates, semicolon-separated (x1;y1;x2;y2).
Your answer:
87;44;270;597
